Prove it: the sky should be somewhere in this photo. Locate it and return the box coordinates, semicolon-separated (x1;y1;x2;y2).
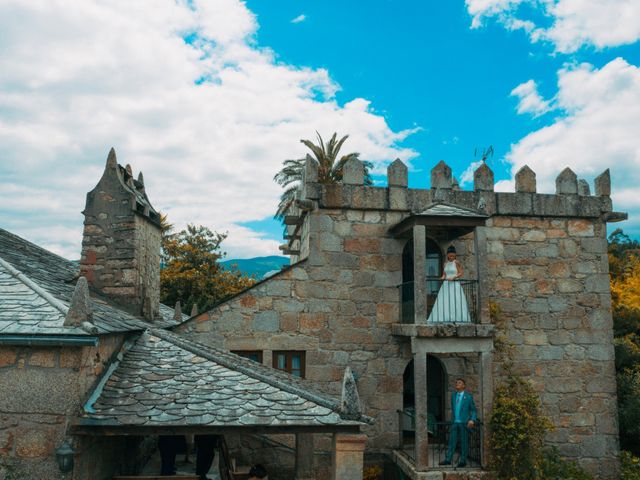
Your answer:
0;0;639;259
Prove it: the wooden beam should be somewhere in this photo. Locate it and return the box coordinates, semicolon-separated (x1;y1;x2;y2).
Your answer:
70;423;362;436
284;215;303;226
113;476;199;480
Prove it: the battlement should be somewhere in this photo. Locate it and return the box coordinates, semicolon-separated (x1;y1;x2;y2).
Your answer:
301;158;621;218
279;157;626;258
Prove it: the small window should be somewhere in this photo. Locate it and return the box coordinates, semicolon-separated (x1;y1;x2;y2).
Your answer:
232;350;263;363
272;351;305;378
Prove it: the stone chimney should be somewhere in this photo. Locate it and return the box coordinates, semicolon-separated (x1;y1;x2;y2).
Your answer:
80;148;161;321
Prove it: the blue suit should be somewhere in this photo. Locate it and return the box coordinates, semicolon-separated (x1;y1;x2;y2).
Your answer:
445;390;477;464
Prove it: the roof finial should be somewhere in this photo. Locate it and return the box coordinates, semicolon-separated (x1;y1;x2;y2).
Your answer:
64;277;93;327
137;171;144;186
340;366;362;420
106;148;117;168
190;303;199;317
173;301;183;321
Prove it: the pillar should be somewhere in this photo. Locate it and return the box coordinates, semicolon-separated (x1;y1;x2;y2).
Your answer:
413;225;427;325
331;433;367;480
295;433;314;480
414;353;429;469
480;351;493;468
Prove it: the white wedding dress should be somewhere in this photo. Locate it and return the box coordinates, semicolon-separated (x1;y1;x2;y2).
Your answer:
427;261;471;323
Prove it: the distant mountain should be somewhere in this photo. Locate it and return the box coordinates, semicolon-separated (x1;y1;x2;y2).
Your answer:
221;255;290;279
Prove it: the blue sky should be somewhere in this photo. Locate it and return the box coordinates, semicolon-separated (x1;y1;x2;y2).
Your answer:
0;0;639;258
241;0;640;244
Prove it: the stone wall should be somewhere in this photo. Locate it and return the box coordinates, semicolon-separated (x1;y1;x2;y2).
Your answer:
483;215;618;477
178;207;413;453
0;335;126;480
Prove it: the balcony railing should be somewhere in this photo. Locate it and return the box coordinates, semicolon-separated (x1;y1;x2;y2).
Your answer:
398;278;478;324
398;409;483;468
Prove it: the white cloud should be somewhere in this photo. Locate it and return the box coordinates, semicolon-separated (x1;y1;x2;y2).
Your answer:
503;58;640;233
0;0;417;259
510;79;552;117
291;14;307;24
460;160;484;187
466;0;640;53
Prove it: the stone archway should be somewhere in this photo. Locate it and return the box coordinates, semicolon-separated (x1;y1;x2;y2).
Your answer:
401;355;447;437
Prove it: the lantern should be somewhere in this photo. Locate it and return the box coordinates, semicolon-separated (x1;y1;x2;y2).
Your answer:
55;440;74;473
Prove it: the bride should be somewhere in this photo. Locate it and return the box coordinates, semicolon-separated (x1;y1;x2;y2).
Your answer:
427;245;471;323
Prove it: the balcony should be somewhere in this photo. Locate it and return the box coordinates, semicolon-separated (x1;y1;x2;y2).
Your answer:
393;278;494;342
399;278;479;324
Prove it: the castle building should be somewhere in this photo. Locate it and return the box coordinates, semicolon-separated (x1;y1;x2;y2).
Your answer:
0;150;366;480
176;156;625;479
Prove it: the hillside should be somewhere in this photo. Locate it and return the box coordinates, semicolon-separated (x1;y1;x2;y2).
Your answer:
221;255;289;279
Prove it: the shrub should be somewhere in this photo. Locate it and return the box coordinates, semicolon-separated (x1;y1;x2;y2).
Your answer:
618;365;640;454
363;465;383;480
622;451;640;480
489;374;553;480
540;447;593;480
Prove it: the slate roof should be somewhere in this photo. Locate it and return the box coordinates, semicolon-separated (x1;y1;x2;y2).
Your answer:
0;259;85;335
0;228;177;335
416;202;487;218
78;329;365;429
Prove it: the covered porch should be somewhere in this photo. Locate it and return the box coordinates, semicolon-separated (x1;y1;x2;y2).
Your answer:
71;329;369;480
391;330;494;475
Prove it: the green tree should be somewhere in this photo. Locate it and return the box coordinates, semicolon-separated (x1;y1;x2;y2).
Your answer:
273;132;373;220
608;229;640;455
160;224;255;314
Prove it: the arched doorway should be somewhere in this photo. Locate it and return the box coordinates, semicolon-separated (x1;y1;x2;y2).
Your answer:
402;355;447;434
402;237;442;283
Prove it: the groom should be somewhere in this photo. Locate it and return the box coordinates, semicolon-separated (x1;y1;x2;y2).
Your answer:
439;378;477;468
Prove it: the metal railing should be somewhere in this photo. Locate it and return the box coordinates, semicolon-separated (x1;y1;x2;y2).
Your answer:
398;278;478;324
398;409;483;468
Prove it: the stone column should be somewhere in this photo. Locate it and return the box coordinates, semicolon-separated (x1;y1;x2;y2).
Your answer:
474;227;489;323
295;433;314;480
331;433;367;480
414;352;429;469
480;351;493;468
413;225;427;325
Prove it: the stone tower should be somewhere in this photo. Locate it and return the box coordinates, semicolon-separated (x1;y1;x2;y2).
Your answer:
80;148;161;321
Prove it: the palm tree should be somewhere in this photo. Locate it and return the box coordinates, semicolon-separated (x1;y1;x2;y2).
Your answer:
273;132;373;220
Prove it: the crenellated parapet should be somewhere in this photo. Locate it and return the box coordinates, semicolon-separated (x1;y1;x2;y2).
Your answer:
294;157;622;221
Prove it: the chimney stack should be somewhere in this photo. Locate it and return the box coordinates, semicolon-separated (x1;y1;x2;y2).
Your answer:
80;148;161;321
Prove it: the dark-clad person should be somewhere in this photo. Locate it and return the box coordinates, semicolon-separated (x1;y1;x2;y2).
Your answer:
195;434;219;480
439;378;477;468
248;464;268;480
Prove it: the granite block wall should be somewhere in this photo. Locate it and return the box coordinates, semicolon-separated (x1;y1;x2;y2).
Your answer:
0;335;126;480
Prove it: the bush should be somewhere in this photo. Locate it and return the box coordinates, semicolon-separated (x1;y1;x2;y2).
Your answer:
540;447;593;480
363;465;383;480
622;451;640;480
489;375;553;480
618;365;640;454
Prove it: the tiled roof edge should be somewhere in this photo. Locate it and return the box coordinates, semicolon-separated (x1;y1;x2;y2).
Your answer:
83;334;139;414
151;329;341;413
0;255;68;316
0;227;79;268
418;201;488;217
